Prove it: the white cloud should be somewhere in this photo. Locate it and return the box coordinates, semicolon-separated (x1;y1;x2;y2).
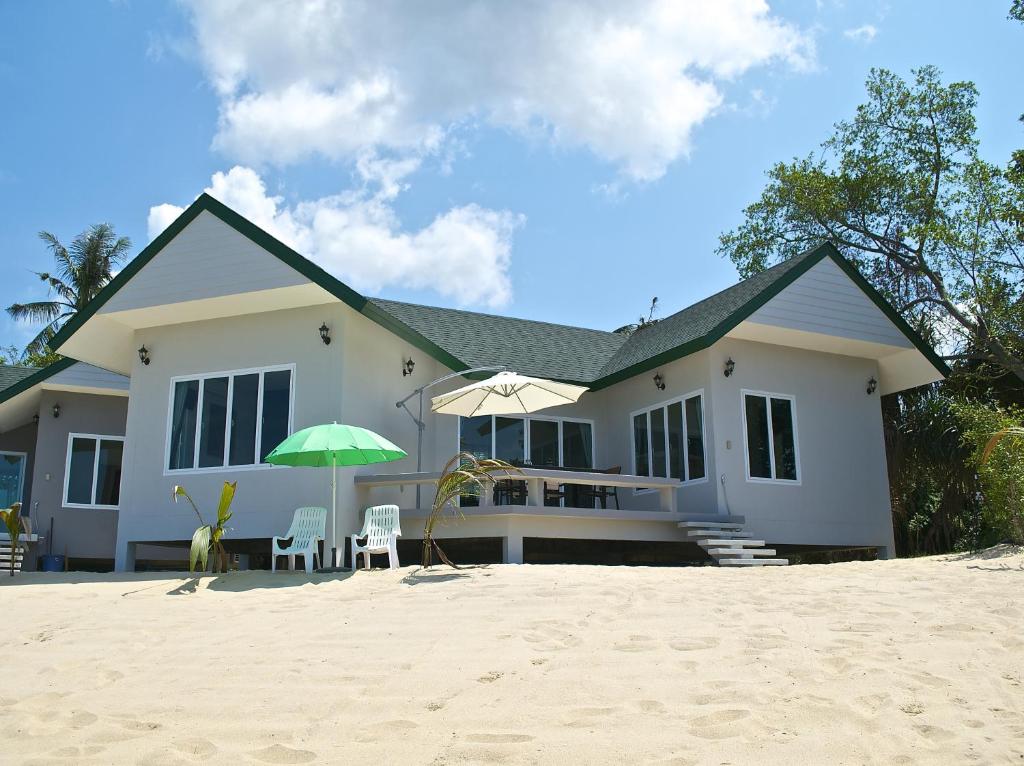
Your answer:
148;166;523;308
181;0;814;182
843;24;878;43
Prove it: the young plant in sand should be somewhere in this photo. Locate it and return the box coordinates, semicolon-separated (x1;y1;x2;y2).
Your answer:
172;482;236;574
1;502;22;576
424;452;517;568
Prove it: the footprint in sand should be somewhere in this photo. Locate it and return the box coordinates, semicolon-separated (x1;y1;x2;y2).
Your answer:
250;744;317;764
613;634;656;652
354;720;419;743
688;709;751;740
477;671;503;683
465;733;534;744
668;637;720;652
173;737;219;757
50;745;106;758
637;699;666;714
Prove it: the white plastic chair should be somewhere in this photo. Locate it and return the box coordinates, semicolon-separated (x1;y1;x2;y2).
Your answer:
349;504;401;570
272;507;327;574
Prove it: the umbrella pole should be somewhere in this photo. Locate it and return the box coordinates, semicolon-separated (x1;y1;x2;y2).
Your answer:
331;456;338;568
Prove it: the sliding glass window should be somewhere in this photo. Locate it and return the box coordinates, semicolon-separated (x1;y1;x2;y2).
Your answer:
631;391;706;487
167;365;294;472
64;434;124;508
742;391;799;482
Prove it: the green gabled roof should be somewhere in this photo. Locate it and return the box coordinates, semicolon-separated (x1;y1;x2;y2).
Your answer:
0;364;40;393
0;358;77;406
370;298;627;385
44;192;947;392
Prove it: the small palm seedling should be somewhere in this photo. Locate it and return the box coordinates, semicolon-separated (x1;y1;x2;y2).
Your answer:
172;482;237;574
1;502;22;576
424;452;517;568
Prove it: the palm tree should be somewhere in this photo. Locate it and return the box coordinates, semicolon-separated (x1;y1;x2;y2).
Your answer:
423;452;518;568
6;224;130;359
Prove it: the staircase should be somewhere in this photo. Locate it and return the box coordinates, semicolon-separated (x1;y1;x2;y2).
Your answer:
678;517;788;567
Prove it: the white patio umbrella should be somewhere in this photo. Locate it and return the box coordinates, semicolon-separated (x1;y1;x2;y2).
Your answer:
430;371;589;417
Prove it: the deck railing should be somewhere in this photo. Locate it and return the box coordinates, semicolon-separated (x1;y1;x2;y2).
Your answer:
355;467;680;515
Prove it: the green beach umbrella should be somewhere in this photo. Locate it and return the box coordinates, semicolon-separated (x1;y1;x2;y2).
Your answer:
265;423;407;567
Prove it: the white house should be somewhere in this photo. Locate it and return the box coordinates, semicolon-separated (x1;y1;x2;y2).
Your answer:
3;193;946;570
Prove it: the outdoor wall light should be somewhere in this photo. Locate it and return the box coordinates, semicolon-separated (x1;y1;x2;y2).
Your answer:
724;358;735;377
653;372;666;391
52;403;61;419
32;413;39;425
319;322;332;345
138;345;150;366
403;358;416;376
866;376;878;395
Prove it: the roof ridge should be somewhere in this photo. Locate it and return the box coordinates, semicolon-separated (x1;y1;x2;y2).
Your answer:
369;297;624;337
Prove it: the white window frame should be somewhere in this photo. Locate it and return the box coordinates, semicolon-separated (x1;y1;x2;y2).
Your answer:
0;450;28;507
164;363;296;476
740;389;801;485
629;389;709;494
456;414;597;468
62;433;125;510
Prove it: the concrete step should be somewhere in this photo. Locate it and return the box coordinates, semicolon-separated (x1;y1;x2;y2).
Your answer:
718;558;789;566
698;539;766;548
706;548;777;557
677;520;743;530
686;530;753;539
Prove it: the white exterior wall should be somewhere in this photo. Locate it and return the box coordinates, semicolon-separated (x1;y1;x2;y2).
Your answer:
115;300;430;569
708;337;895;555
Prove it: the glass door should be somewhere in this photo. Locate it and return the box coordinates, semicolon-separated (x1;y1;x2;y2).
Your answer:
0;452;27;509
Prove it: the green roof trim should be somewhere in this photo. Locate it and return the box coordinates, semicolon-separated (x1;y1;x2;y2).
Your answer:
0;357;77;406
49;194;369;352
589;242;948;389
44;192;946;392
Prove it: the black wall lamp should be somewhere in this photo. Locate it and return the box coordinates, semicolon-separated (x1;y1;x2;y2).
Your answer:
866;376;878;395
403;358;416;376
319;322;332;345
138;345;150;366
52;403;61;419
32;413;39;425
724;358;735;377
653;372;666;391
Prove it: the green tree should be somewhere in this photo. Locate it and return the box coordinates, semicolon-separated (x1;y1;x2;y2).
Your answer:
718;67;1024;385
6;224;130;359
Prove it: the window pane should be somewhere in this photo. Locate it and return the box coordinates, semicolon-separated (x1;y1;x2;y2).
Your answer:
650;407;666;477
529;420;559;467
745;395;772;479
229;373;259;466
633;413;649;476
459;415;492;507
0;453;26;508
667;402;684;480
770;397;797;480
67;437;96;505
198;377;228;468
96;440;123;506
260;369;292;461
685;395;705;481
562;421;593;469
494;417;525;464
168;380;199;470
459;415;492;460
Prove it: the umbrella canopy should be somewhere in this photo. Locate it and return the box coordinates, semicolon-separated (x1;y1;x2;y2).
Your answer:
430;371;589;417
265;423;407;467
265;423;407;569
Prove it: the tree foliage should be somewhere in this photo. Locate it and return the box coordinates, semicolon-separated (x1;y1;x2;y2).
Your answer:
718;66;1024;386
6;224;130;359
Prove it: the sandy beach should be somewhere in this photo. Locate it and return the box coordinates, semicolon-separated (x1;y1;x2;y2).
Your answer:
1;549;1022;765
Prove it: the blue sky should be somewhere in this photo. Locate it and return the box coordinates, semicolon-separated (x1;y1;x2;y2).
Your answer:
0;1;1020;352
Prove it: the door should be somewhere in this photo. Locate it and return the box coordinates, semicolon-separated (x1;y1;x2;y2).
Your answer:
0;452;27;509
